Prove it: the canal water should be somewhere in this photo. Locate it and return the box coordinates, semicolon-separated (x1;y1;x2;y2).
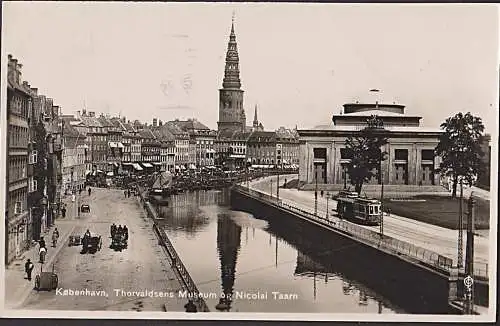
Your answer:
156;189;406;314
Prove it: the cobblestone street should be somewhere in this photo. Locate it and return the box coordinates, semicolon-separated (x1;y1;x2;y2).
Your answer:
20;188;186;312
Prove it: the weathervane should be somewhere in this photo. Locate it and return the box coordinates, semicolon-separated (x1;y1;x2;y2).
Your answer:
232;10;235;24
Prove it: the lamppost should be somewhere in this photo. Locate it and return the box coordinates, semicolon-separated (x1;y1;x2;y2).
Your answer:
464;196;475;314
326;192;330;220
343;165;347;190
270;178;273;198
314;169;318;216
457;178;464;269
380;150;384;238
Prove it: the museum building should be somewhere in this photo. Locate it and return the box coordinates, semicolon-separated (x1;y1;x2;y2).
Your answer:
298;98;444;191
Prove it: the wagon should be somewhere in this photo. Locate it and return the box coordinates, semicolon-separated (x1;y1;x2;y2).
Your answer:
68;235;81;246
81;235;102;254
34;264;58;291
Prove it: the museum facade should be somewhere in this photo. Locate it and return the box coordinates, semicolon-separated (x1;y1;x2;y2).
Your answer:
298;100;444;191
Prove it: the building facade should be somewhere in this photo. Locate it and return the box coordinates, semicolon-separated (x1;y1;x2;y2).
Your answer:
171;119;217;167
6;55;32;263
298;99;443;190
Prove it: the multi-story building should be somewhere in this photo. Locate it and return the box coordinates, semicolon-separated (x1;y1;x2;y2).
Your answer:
154;123;176;172
78;110;107;172
61;122;86;194
171;119;217;167
246;131;277;167
165;121;190;169
98;115;122;174
5;55;32;263
275;127;300;168
139;128;157;172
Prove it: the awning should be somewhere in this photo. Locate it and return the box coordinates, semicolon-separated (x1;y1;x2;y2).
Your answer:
142;163;153;168
109;142;118;148
152;162;162;166
133;163;143;171
122;162;133;166
117;142;124;148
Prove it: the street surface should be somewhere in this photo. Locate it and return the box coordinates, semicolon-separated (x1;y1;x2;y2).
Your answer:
20;188;186;312
248;175;490;277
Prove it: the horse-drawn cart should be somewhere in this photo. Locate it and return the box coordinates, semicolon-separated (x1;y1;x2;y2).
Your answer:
34;264;58;291
110;233;128;251
81;234;102;254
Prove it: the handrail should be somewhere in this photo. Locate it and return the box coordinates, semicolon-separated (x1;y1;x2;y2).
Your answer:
138;186;210;312
233;184;488;280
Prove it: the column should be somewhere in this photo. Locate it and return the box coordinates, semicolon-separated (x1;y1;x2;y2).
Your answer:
415;147;422;186
408;144;417;185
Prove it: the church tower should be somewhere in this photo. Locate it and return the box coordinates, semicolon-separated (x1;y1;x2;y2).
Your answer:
253;105;259;129
217;13;246;133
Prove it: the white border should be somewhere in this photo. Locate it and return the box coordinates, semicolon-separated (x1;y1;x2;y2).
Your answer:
0;2;498;322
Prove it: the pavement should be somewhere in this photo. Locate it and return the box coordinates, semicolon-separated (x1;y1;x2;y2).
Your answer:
5;188;186;312
247;176;491;278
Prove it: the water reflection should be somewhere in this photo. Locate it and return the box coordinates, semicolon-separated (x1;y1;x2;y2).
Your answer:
157;190;406;313
294;251;388;313
157;189;230;235
215;213;242;311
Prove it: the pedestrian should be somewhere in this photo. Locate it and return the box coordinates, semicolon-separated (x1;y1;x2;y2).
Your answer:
117;225;123;235
123;225;128;240
124;190;127;198
61;206;67;218
39;237;46;250
184;299;197;313
25;259;34;281
39;246;47;263
127;189;131;198
88;187;92;196
72;194;76;202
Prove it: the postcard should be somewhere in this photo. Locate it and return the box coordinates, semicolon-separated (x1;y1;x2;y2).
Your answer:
0;1;497;322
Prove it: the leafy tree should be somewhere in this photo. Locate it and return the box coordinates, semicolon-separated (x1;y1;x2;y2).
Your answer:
435;112;485;198
344;115;388;194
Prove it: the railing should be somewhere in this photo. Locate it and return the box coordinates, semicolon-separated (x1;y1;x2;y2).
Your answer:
137;187;209;312
233;185;491;278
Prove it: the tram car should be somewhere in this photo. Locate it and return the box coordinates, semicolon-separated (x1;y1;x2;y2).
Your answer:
336;195;382;226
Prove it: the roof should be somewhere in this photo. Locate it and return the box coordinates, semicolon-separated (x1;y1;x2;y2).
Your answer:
302;124;443;134
171;119;210;131
247;131;276;142
97;115;114;127
338;110;415;117
155;125;176;141
139;129;155;139
79;115;103;128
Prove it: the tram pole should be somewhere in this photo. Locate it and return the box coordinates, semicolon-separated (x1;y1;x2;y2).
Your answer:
380;150;384;238
457;179;464;269
314;169;318;216
326;192;329;220
464;196;475;314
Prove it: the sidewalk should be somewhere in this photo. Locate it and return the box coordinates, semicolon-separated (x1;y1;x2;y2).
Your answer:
4;218;77;309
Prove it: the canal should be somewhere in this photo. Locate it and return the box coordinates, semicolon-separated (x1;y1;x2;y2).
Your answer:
155;189;406;314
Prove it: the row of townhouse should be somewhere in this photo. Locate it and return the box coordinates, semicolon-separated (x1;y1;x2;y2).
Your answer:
214;128;300;169
5;55;64;264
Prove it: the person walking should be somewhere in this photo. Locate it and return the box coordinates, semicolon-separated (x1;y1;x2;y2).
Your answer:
61;205;67;218
88;187;92;196
25;259;34;281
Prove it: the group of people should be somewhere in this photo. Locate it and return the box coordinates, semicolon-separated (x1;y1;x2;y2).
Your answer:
25;227;60;281
124;189;132;198
110;223;128;241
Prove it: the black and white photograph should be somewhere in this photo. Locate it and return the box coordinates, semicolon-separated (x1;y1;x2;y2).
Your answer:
0;2;497;322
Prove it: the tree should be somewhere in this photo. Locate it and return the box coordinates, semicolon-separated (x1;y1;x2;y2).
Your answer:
344;115;388;194
435;112;485;198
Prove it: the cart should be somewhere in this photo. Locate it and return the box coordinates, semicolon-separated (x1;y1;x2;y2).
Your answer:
68;235;81;246
34;264;58;291
81;235;102;254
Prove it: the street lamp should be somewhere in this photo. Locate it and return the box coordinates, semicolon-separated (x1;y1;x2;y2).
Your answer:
314;169;318;216
343;165;347;190
326;192;330;220
380;150;384;238
270;178;273;197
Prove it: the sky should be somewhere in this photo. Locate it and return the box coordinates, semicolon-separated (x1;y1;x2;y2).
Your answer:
2;3;499;133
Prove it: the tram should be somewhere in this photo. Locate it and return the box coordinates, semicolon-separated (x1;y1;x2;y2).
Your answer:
336;194;382;226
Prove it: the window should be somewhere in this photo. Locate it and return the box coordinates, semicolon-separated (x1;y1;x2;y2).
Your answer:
340;148;351;159
15;201;22;214
369;206;374;215
395;149;408;161
29;150;38;164
421;149;434;161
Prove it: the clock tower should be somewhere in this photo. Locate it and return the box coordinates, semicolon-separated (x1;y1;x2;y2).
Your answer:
217;14;246;133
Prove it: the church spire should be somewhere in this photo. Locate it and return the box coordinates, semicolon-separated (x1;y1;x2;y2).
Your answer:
253;104;259;127
222;12;241;89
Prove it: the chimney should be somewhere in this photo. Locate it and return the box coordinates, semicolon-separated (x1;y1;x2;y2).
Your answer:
89;111;95;117
159;120;163;126
153;118;158;127
122;116;126;123
77;111;81;118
